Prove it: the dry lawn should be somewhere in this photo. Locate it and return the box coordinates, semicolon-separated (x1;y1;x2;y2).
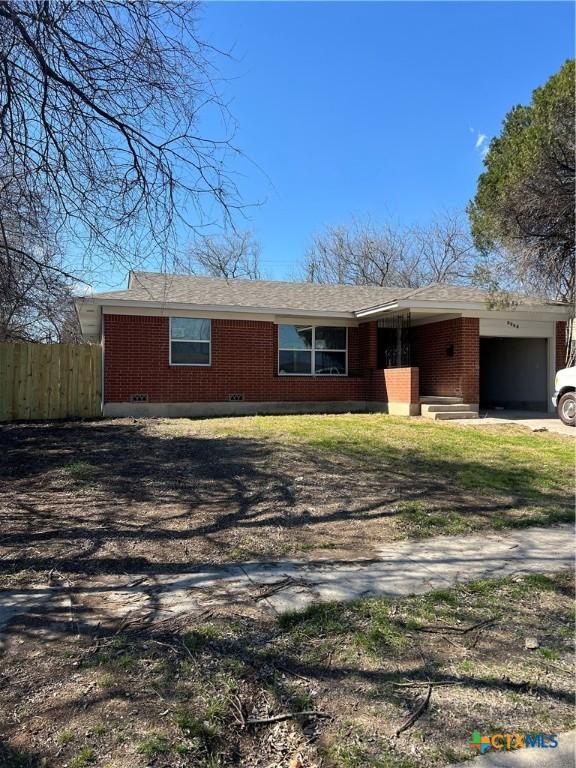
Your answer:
0;415;573;767
1;572;573;767
0;415;572;587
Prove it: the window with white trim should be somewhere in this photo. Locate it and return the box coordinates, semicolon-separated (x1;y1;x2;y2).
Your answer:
170;317;211;366
278;325;347;375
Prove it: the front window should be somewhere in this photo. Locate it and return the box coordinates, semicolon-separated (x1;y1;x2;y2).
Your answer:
278;325;347;375
170;317;211;365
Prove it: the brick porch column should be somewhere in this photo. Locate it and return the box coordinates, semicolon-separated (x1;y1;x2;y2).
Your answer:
460;318;480;404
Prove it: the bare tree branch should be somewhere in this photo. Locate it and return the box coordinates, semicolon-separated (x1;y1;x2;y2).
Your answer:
179;230;262;280
298;214;489;290
0;161;82;342
0;0;243;279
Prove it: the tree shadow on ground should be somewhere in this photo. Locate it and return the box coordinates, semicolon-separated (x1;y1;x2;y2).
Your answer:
0;420;571;580
0;744;45;768
1;572;574;768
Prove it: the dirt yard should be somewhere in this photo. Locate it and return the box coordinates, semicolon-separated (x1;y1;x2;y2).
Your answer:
0;415;572;588
1;571;573;767
0;415;573;767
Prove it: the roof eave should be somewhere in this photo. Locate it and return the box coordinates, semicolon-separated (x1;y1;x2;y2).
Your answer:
354;302;399;318
75;296;357;319
354;298;573;318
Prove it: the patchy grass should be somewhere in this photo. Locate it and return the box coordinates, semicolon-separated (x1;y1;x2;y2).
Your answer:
136;734;171;758
56;729;75;746
167;413;574;537
325;738;419;768
1;572;573;767
196;413;572;495
183;625;222;652
538;648;561;660
0;745;45;768
0;416;571;590
395;501;471;537
173;710;221;746
68;748;96;767
279;601;350;633
63;460;97;479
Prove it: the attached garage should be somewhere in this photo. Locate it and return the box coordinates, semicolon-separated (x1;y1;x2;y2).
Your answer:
478;318;556;412
480;337;549;411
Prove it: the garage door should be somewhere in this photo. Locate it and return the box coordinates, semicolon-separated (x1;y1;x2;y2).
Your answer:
480;337;548;411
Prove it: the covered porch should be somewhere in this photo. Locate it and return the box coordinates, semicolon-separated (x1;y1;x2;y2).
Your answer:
357;304;567;418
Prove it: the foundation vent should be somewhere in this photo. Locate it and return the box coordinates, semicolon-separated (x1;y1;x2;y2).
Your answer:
129;393;149;403
228;393;245;402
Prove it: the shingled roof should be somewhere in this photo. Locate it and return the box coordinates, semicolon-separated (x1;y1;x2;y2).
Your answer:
86;271;567;315
92;272;408;313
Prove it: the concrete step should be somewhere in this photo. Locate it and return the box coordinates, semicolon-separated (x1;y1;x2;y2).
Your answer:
423;410;479;421
420;396;463;404
421;403;479;415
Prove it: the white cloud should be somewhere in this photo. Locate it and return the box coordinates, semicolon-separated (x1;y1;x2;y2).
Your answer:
472;131;490;160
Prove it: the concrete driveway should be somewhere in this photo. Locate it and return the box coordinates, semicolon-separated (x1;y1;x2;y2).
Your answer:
459;410;574;437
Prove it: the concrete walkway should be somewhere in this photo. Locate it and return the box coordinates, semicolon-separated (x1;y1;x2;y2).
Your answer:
457;410;575;437
451;731;575;768
0;524;573;636
0;525;574;632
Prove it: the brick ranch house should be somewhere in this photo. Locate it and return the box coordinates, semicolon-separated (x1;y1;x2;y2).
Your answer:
75;272;571;419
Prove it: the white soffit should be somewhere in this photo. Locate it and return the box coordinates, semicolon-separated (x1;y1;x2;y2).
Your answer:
479;318;554;338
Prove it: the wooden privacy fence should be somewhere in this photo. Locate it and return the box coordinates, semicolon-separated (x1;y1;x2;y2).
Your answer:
0;343;102;422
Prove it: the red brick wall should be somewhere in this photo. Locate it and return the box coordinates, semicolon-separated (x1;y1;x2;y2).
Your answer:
104;313;485;406
556;321;568;371
358;321;378;373
376;368;419;403
103;314;368;403
412;317;480;402
357;320;419;403
460;318;481;403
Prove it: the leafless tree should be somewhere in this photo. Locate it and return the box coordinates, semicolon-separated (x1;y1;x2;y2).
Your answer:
300;219;417;287
299;214;485;289
0;253;81;342
181;230;262;279
0;0;241;284
410;213;481;285
0;167;81;341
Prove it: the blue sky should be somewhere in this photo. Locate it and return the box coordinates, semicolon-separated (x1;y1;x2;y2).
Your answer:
98;1;574;289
